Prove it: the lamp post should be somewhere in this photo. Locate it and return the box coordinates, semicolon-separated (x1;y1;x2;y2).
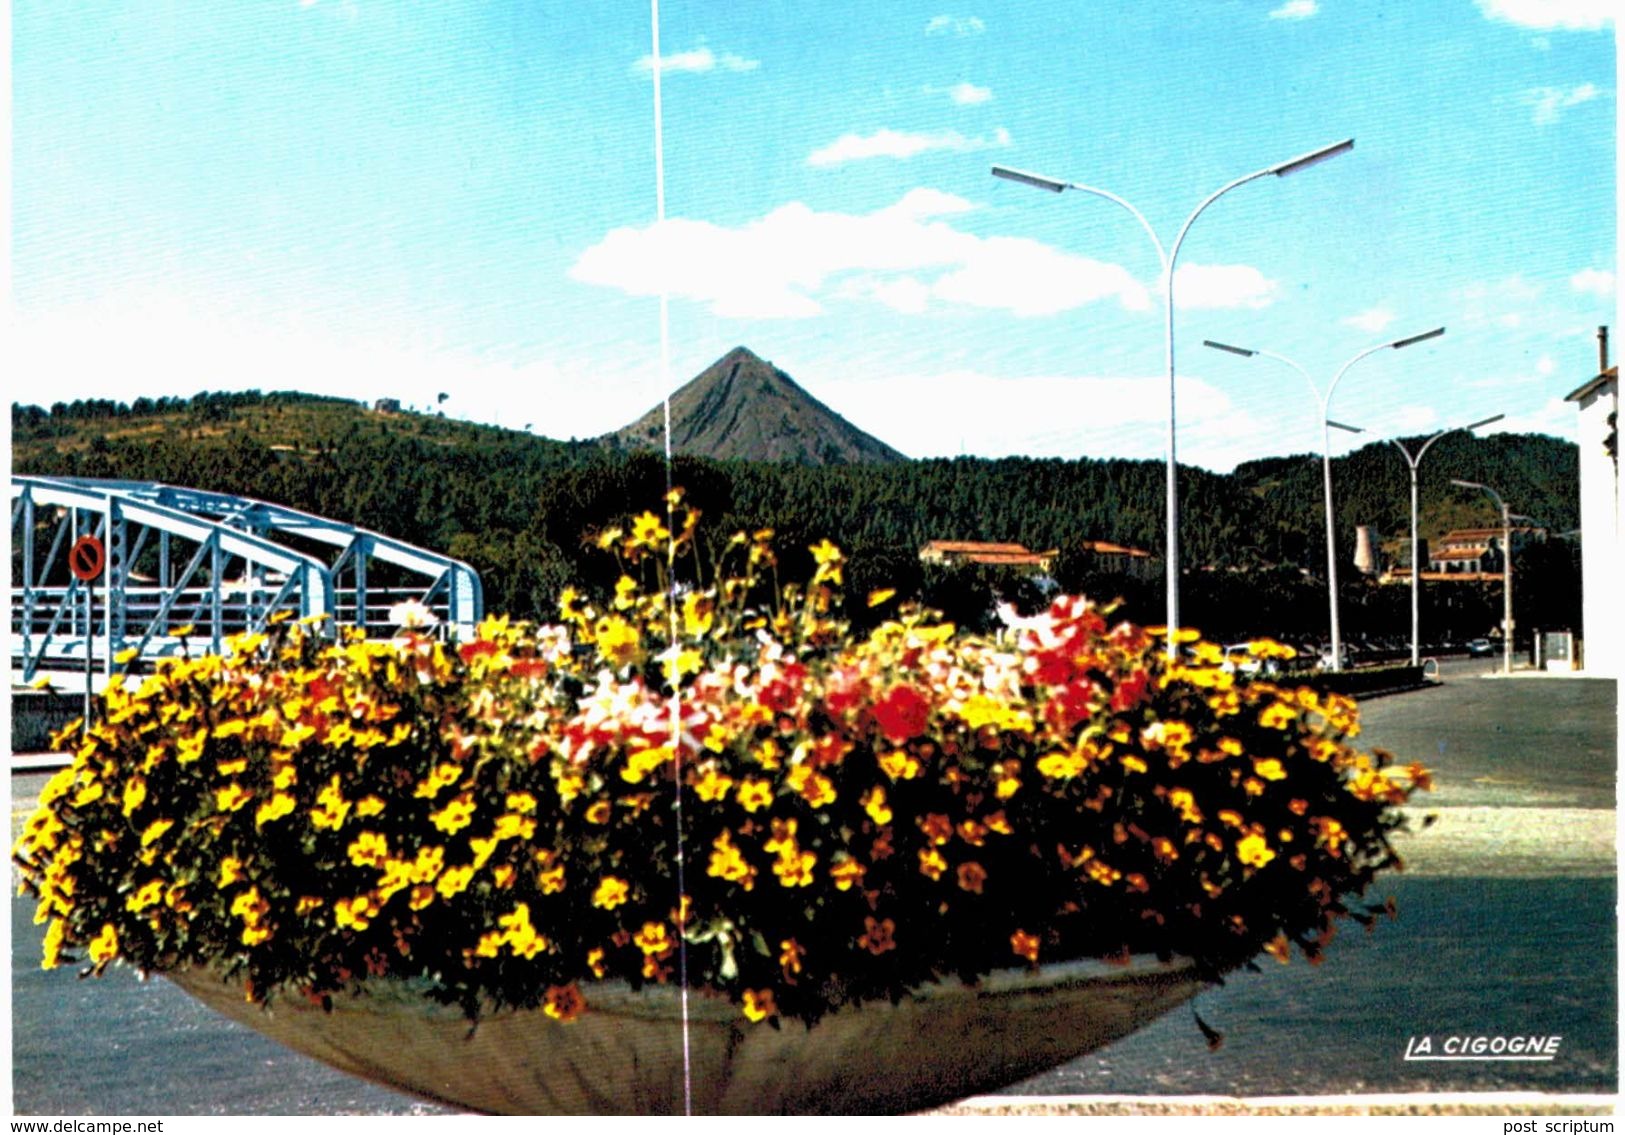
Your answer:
1451;478;1520;674
1204;328;1446;671
992;138;1353;660
1387;414;1505;666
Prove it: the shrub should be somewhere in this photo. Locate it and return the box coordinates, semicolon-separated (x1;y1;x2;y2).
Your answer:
14;495;1427;1027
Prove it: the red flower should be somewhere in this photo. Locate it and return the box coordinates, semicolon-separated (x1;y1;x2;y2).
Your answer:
1110;669;1150;713
873;684;930;744
1044;676;1097;732
459;638;500;664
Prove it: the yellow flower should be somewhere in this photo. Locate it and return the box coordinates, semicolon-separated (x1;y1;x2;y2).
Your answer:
436;864;475;899
255;792;296;828
593;615;641;668
121;777;147;817
1010;929;1040;964
430;795;477;835
634;921;673;957
348;831;390;868
334;894;379;931
694;766;734;802
860;785;892;825
629;511;669;550
88;923;119;967
957;861;987;894
42;918;66;970
592;876;630;910
1167;788;1202;824
681;591;715;637
1237;833;1276;868
139;819;174;847
793;770;836;809
1259;702;1297;730
613;574;639;611
219;857;245;887
773;848;816;888
544;983;585;1023
708;830;756;889
1037;751;1085;779
408;846;445;883
1252;757;1288;781
414;762;463;799
125;878;164;913
505;792;537;814
736;778;773;812
917;847;948;881
742;988;778;1023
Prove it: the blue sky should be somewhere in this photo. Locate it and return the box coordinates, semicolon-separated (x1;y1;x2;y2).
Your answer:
9;1;1618;471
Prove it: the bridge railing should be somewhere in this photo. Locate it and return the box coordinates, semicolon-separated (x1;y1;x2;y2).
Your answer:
11;476;484;692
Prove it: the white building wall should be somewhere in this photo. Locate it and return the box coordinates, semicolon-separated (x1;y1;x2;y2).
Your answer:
1573;375;1620;675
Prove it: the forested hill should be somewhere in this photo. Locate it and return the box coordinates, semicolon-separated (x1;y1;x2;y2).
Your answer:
11;390;1578;625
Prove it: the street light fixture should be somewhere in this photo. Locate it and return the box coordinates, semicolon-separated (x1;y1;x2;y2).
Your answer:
1450;478;1521;675
991;138;1353;660
1203;327;1447;671
1386;414;1505;666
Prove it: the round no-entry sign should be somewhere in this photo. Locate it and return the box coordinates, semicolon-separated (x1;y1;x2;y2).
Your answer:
69;535;106;582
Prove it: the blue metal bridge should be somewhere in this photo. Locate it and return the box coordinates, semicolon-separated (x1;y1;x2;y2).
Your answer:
10;475;483;693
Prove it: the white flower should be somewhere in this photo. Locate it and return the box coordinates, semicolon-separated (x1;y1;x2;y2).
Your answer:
387;598;440;630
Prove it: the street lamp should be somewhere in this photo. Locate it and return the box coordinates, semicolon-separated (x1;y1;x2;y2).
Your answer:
1203;327;1446;671
1450;478;1521;675
992;138;1353;660
1387;415;1505;666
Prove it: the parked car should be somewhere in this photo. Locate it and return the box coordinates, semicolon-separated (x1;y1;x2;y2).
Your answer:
1466;638;1494;657
1221;643;1282;676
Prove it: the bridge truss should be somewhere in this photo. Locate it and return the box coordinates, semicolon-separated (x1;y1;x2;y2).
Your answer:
10;475;483;689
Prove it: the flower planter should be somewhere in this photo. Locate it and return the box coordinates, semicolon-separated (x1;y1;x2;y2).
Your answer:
169;957;1206;1115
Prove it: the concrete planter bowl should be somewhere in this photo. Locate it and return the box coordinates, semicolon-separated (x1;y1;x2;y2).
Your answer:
169;956;1206;1114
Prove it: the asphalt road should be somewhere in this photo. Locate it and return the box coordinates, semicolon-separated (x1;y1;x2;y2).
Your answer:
7;663;1616;1113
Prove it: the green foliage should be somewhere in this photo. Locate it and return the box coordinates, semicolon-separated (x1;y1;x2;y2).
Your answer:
11;394;1581;646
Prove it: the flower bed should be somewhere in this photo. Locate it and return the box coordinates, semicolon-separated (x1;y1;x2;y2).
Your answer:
14;499;1427;1038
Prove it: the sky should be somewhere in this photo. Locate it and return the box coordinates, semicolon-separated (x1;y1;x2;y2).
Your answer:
7;1;1619;472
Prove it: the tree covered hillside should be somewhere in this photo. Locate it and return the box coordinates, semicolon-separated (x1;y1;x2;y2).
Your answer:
12;391;1580;642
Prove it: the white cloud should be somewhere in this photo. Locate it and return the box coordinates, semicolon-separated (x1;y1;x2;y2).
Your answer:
632;45;760;77
1388;404;1442;432
1537;354;1559;376
925;15;986;35
7;290;651;440
807;126;1010;167
1170;264;1279;310
933;237;1151;316
1481;397;1579;442
1456;275;1545;330
811;365;1274;469
1342;306;1397;333
570;188;1167;321
1269;1;1319;20
923;82;992;105
1475;0;1614;30
1521;82;1606;124
1571;267;1616;295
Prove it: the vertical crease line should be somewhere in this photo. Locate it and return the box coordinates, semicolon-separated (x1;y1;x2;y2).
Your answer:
650;0;694;1117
